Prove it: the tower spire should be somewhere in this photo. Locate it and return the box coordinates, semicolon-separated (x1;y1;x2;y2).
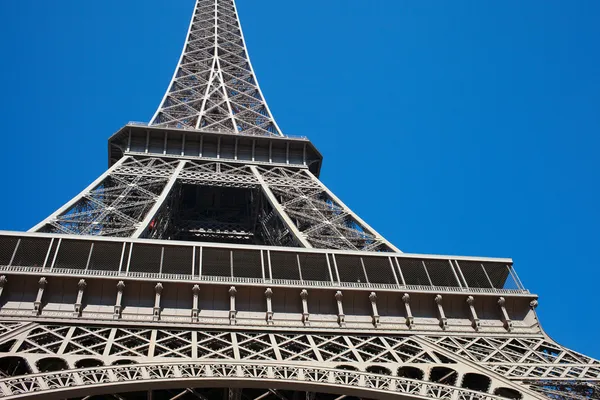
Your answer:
151;0;283;136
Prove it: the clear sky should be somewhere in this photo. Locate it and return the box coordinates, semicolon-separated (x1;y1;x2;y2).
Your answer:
0;1;598;358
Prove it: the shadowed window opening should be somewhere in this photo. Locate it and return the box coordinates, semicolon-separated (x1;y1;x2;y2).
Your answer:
37;357;68;372
112;359;138;366
397;366;424;380
494;387;522;399
0;356;31;377
430;367;458;385
462;373;491;392
0;340;16;353
366;365;392;375
75;359;104;369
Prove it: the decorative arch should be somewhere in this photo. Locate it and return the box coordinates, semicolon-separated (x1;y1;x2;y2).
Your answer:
36;357;68;373
365;365;392;375
0;356;31;377
430;366;458;386
494;387;523;399
461;372;491;392
397;366;424;380
0;361;511;400
112;359;138;366
74;359;104;369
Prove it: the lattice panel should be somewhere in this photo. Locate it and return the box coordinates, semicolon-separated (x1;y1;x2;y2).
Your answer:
151;0;282;136
251;167;394;252
424;336;600;381
36;157;180;237
1;321;599;400
179;161;258;188
5;324;447;367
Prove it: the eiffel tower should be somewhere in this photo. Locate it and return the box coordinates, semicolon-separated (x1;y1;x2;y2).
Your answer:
0;1;596;399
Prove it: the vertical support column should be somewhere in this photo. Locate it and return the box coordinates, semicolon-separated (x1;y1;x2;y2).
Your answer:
229;286;237;325
73;279;87;317
153;283;163;321
466;296;480;331
0;276;8;300
331;255;341;283
454;260;469;289
114;281;125;319
369;292;380;327
265;288;274;325
302;143;307;166
33;277;47;316
394;258;406;285
434;295;448;330
192;285;200;323
497;297;513;331
300;289;309;326
85;243;94;270
268;142;272;163
402;293;414;329
335;291;345;327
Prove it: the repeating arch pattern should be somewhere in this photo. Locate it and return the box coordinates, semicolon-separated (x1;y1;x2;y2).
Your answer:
0;361;516;400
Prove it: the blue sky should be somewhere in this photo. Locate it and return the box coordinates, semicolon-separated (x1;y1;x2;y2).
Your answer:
0;0;599;358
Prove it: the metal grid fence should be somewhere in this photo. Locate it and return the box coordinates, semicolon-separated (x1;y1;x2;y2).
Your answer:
0;232;526;294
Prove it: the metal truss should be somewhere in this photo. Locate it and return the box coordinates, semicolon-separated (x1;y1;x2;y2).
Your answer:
422;336;600;381
31;157;397;251
0;360;522;400
255;167;399;252
0;322;598;398
0;323;595;382
528;381;600;400
150;0;282;136
30;157;181;237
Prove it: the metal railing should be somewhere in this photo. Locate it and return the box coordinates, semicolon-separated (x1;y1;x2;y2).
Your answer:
0;231;529;295
126;121;309;140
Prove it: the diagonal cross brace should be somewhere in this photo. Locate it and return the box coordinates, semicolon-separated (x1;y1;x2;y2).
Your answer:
132;160;187;238
250;165;312;248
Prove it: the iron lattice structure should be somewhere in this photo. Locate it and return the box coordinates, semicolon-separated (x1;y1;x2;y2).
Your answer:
0;0;597;399
151;0;282;135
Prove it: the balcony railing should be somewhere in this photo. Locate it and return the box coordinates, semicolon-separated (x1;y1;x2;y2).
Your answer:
0;230;528;295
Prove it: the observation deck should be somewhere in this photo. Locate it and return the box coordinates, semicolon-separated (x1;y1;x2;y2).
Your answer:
0;230;536;335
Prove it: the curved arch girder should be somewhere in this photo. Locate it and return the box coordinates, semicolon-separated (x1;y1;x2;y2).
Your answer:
0;361;513;400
